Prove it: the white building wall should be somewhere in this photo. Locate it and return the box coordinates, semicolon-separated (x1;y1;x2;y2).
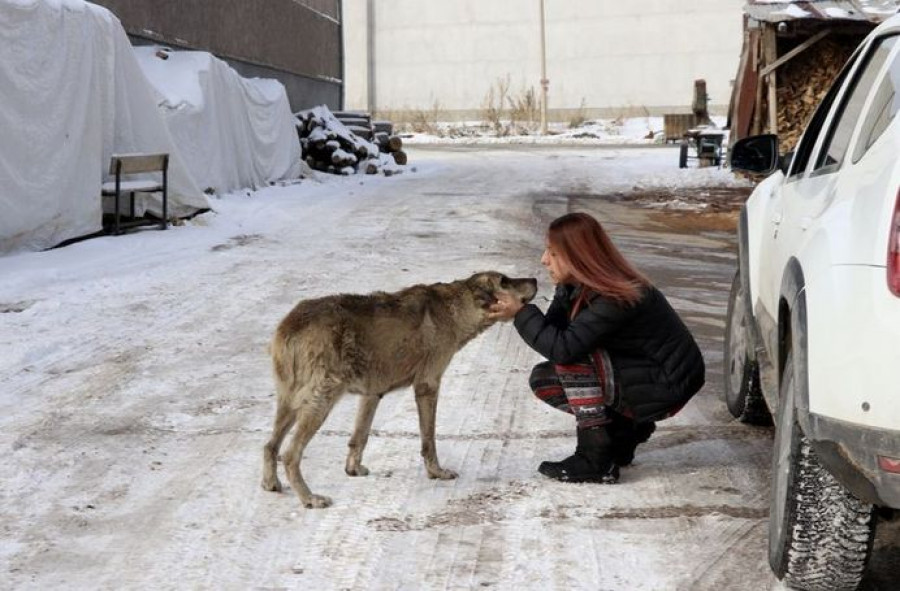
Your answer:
343;0;745;120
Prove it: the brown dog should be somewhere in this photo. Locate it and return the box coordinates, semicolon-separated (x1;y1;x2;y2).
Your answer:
261;271;538;509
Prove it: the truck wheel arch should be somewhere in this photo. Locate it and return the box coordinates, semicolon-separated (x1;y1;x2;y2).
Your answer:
779;259;811;433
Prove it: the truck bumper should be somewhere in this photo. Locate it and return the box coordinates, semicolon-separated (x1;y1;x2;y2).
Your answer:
808;413;900;507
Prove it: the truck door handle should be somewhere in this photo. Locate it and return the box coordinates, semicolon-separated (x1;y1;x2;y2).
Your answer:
772;212;783;225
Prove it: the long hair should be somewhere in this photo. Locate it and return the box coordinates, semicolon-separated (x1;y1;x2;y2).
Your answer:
547;212;650;315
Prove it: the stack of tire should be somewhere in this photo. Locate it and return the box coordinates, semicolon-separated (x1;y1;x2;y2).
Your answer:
333;111;407;166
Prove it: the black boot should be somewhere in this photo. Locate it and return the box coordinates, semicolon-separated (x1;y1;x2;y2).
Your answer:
608;416;656;466
538;426;619;483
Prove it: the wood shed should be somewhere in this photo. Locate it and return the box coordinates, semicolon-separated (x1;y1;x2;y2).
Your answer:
727;1;900;152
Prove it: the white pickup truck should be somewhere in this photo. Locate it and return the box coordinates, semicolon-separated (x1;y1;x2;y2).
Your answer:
725;14;900;591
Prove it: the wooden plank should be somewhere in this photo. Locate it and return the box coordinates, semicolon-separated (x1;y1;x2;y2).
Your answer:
109;153;168;174
764;24;779;135
741;29;761;139
761;28;831;77
753;30;765;136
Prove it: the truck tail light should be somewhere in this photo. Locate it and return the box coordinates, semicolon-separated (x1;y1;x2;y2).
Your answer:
878;455;900;474
889;190;900;297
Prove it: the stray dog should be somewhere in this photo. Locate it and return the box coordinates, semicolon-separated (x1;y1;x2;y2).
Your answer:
261;271;537;509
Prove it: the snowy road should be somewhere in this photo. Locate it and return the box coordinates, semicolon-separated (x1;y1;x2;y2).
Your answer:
1;146;897;590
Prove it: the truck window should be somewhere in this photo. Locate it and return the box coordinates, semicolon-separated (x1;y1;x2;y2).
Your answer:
787;52;855;178
853;36;900;163
814;35;897;172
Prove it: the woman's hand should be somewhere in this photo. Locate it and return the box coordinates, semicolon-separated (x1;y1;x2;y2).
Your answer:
487;292;524;321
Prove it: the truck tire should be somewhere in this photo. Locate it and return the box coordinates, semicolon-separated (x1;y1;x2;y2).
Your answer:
724;270;771;424
678;142;688;168
768;353;876;591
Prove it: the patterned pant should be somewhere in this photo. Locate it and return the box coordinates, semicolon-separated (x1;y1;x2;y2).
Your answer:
529;351;619;429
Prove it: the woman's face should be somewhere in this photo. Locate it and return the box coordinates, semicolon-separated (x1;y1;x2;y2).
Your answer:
541;240;574;284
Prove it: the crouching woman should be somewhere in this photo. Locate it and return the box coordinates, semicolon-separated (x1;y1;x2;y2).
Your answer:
489;212;705;483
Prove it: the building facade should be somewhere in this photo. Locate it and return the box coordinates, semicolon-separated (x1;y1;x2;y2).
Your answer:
93;0;343;112
344;0;744;121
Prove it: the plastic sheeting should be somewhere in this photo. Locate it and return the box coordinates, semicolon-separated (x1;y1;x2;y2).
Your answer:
0;0;209;254
135;47;302;196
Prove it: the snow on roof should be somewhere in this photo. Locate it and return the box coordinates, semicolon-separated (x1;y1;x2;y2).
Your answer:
745;0;900;22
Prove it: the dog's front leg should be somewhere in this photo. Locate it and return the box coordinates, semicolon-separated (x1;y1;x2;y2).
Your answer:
346;394;382;476
414;382;457;480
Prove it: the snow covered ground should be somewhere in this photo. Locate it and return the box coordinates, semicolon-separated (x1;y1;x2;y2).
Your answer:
401;116;728;146
2;145;896;590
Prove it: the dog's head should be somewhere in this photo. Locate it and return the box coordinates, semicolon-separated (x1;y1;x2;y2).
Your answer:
466;271;538;318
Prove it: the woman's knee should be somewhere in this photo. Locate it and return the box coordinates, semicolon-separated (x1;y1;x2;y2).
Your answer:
529;361;558;393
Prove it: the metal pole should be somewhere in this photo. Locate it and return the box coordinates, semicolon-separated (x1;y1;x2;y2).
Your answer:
539;0;548;135
367;0;376;116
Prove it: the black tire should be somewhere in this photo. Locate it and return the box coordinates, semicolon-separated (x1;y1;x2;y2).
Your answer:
678;142;688;168
723;270;771;424
768;353;877;591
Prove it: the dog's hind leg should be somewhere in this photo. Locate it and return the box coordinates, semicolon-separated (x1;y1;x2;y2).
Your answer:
345;395;382;476
283;389;340;509
414;381;458;480
261;390;295;492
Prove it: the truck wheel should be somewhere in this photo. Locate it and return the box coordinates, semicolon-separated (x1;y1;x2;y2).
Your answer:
678;142;688;168
724;270;771;424
768;353;876;591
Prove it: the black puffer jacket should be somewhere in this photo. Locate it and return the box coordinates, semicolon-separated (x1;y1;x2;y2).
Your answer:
514;284;705;421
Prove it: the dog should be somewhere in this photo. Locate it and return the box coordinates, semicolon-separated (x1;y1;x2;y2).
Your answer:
261;271;538;509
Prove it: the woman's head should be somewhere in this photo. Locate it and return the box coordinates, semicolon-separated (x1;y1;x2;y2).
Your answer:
542;212;650;305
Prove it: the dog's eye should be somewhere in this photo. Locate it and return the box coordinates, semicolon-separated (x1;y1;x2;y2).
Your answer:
499;276;509;289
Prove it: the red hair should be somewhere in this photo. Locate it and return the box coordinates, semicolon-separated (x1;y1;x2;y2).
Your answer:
547;212;650;314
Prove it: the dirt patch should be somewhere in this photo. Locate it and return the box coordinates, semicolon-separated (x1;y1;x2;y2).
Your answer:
0;300;35;313
210;234;265;252
626;187;750;234
367;481;535;532
648;210;739;233
619;186;753;212
568;186;751;234
595;504;767;520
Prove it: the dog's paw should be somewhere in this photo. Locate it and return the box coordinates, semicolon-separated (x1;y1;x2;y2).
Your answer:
345;465;370;477
428;468;458;480
303;494;333;509
261;477;283;492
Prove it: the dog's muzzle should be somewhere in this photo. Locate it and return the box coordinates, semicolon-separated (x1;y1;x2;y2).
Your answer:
512;277;538;303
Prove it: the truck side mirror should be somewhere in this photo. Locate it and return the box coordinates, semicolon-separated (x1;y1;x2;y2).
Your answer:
730;134;780;175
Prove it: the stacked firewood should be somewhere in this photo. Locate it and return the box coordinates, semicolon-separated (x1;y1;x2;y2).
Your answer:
775;38;857;152
373;121;407;166
295;106;405;175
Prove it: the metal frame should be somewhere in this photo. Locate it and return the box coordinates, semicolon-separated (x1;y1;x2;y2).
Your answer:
102;153;169;235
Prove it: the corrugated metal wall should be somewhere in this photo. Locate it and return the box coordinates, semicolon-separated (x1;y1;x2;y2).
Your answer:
92;0;342;111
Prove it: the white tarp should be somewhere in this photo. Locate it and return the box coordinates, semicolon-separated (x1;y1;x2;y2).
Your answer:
134;46;302;196
0;0;208;254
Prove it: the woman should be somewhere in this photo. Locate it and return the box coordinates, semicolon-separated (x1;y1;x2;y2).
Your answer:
489;212;705;484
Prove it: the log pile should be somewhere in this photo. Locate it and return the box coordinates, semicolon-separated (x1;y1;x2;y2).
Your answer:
775;38;856;152
295;106;407;175
372;121;407;166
